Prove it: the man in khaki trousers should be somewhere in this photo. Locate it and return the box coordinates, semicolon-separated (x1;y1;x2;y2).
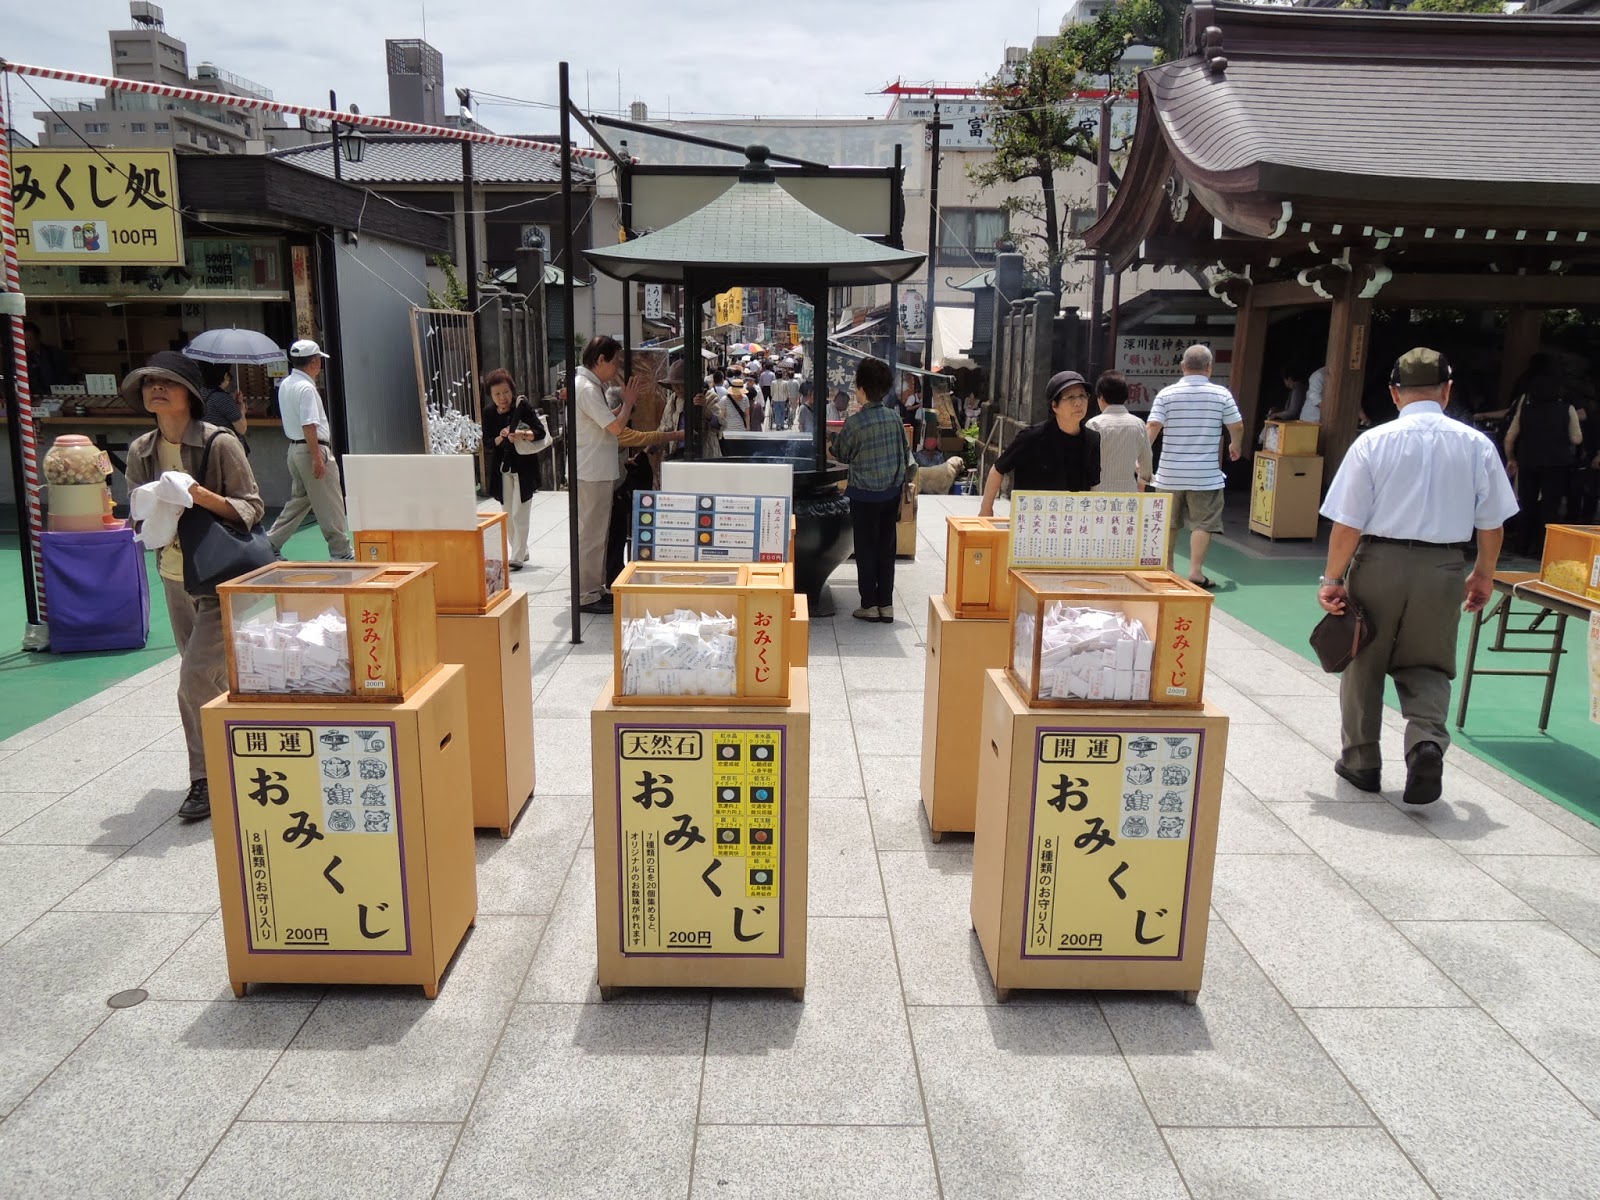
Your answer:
1317;349;1518;805
266;339;353;560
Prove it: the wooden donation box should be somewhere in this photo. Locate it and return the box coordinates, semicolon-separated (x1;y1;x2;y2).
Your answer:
971;670;1228;1002
354;512;510;615
436;590;535;836
1260;420;1320;456
920;517;1015;839
593;560;809;995
205;563;476;998
1249;453;1324;541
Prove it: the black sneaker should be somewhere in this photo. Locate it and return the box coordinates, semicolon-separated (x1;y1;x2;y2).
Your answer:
579;596;614;614
1404;741;1444;806
178;778;211;822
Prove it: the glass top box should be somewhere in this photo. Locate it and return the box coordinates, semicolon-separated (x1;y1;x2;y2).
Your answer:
1008;569;1213;708
353;512;509;615
610;562;793;707
219;562;440;703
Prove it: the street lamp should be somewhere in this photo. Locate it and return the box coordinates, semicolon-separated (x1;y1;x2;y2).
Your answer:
341;122;366;165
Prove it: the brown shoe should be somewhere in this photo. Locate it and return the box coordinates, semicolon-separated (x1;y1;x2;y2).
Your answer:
1404;741;1444;806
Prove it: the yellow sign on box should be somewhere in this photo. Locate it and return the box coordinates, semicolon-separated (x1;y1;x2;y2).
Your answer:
615;724;785;955
1022;725;1209;959
225;722;408;953
12;149;185;265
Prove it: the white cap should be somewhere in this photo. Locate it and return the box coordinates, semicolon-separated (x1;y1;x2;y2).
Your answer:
289;338;331;359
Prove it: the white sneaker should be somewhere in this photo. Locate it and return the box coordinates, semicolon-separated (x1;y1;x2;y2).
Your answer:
878;605;895;623
852;605;880;621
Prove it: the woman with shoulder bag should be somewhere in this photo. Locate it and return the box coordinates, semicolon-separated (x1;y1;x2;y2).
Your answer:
481;367;547;569
123;351;265;822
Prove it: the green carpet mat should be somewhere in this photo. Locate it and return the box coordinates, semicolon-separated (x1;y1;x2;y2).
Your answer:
1180;538;1600;828
0;526;335;744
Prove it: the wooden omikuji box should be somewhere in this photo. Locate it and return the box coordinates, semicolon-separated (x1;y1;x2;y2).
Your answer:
1260;419;1320;456
971;669;1228;1002
220;562;440;704
354;513;510;616
1008;568;1213;708
944;515;1013;619
921;595;1012;838
1248;452;1324;541
590;668;811;998
201;664;477;998
436;590;534;837
748;561;808;670
1540;524;1600;602
610;562;793;707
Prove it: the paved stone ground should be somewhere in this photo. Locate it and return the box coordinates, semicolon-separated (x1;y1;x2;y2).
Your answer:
3;491;1600;1199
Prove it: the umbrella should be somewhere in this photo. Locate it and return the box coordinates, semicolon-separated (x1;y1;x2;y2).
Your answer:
182;328;288;365
729;342;765;355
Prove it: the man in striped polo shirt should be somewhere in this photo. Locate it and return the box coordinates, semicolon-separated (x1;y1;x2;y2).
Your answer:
1146;345;1244;588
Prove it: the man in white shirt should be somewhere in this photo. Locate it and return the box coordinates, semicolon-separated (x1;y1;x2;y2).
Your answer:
1300;366;1328;425
266;339;352;559
1087;370;1151;493
1318;348;1518;805
1146;345;1243;587
574;335;637;613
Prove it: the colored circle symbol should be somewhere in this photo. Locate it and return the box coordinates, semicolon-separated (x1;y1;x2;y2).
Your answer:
699;533;711;544
640;495;654;507
719;829;738;843
699;515;713;527
720;745;737;759
752;829;770;844
751;870;771;884
699;497;713;509
754;746;771;760
754;788;770;802
719;787;738;802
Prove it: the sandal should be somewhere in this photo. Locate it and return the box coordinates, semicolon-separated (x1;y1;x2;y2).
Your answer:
1190;577;1218;590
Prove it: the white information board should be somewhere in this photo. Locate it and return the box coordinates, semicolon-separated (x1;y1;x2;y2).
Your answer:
343;455;479;532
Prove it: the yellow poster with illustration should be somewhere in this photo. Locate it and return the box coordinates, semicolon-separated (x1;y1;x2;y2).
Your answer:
12;148;185;265
226;722;408;954
1023;726;1209;959
614;724;785;956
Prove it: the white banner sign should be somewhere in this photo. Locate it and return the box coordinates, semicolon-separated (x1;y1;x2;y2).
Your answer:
1116;336;1234;414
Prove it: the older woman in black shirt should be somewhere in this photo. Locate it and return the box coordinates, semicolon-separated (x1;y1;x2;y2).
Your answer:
481;368;545;568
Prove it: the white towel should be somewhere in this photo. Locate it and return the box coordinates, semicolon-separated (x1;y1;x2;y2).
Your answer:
129;470;196;549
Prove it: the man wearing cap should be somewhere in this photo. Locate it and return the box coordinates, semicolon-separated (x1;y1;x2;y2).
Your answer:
1146;344;1243;588
979;371;1101;516
266;339;352;560
1318;348;1518;805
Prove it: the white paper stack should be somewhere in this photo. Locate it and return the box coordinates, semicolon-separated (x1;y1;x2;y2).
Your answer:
1026;602;1153;701
234;609;350;694
621;609;739;697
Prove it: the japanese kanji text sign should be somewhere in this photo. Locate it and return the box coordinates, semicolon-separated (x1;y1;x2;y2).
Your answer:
1008;492;1171;570
632;492;791;564
11;149;184;265
226;722;409;953
615;725;785;956
1022;726;1207;959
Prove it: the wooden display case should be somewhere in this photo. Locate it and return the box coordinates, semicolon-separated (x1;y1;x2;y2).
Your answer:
971;669;1228;1002
221;562;440;704
590;668;811;997
436;591;535;837
944;515;1012;619
921;596;1013;838
201;664;477;998
1539;524;1600;602
1260;420;1320;456
1008;569;1212;707
1249;452;1324;541
611;562;793;706
354;513;510;615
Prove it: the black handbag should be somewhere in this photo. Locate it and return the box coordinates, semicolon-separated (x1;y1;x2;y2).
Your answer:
1309;603;1375;674
178;430;275;597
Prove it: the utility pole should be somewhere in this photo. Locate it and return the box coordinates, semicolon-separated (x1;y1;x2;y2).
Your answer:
457;88;479;320
1089;90;1113;381
922;95;949;392
329;89;342;182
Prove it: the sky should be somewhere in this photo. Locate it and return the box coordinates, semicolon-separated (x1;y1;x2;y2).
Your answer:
7;0;1069;137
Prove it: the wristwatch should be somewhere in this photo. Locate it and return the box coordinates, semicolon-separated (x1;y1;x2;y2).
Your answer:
1318;576;1344;587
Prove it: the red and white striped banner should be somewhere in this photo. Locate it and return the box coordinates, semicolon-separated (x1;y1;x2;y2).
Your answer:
0;60;611;160
0;80;47;620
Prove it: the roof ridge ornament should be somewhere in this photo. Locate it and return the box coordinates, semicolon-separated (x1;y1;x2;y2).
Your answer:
740;145;776;184
1202;26;1227;75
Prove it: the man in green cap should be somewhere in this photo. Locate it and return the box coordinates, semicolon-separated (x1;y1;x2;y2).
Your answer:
1316;348;1518;805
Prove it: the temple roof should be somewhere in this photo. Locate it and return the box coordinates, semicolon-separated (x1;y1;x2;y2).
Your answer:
1086;1;1600;270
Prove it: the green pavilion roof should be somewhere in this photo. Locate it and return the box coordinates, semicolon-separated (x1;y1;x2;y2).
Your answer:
586;146;924;287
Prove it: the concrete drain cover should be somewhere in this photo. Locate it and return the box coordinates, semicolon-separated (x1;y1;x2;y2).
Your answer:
107;989;148;1009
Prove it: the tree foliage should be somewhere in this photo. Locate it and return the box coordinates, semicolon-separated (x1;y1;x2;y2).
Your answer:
426;254;469;312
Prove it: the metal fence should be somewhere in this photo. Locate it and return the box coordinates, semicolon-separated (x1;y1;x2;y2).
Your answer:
409;307;482;457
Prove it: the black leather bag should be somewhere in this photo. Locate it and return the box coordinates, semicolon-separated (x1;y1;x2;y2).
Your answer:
1309;604;1375;674
178;431;275;597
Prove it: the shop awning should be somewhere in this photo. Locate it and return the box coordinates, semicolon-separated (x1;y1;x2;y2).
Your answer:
830;317;883;339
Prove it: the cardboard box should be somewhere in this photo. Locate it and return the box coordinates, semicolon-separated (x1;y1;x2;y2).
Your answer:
355;513;510;615
436;590;534;836
970;669;1228;1001
590;669;811;996
921;596;1013;837
201;664;477;998
1248;452;1324;541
